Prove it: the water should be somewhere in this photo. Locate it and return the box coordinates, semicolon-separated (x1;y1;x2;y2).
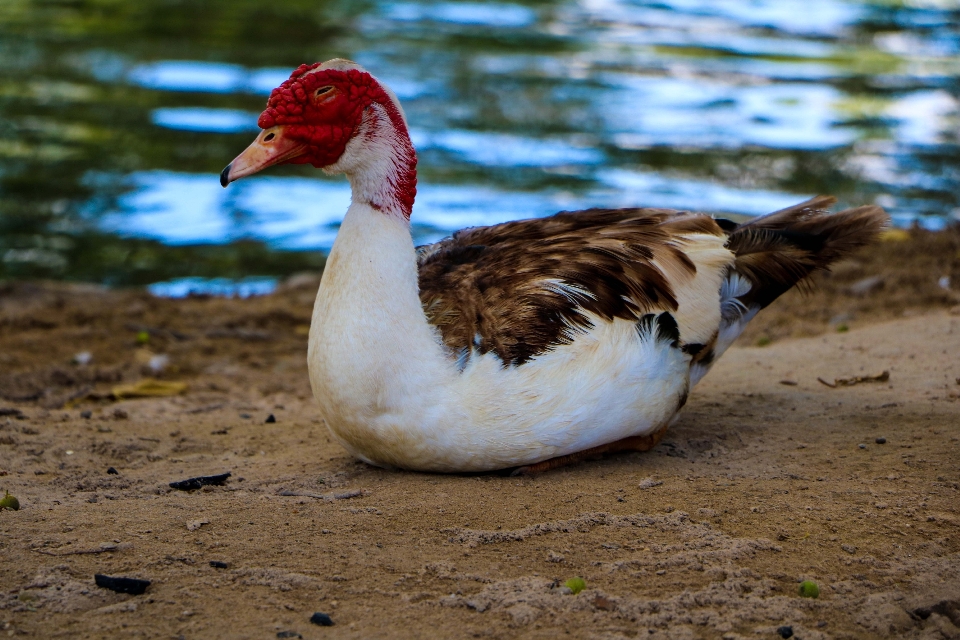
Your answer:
1;0;958;287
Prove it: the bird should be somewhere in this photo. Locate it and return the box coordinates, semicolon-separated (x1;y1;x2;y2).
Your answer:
220;59;888;474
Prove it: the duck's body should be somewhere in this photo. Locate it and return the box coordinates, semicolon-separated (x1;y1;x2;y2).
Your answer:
222;59;888;473
309;202;723;471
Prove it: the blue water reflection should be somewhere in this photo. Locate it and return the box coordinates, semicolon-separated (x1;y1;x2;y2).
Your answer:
151;108;259;133
148;276;278;298
129;61;290;95
385;2;537;27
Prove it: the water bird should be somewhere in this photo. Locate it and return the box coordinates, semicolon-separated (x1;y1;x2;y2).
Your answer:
221;59;888;473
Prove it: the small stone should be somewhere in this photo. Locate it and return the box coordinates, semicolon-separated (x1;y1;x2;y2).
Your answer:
777;626;794;639
113;408;128;420
309;612;334;627
875;437;887;444
80;410;92;419
858;443;867;449
147;354;169;374
276;632;301;639
95;574;150;595
169;472;231;491
798;580;820;598
841;544;856;554
239;413;251;419
848;275;884;297
107;467;118;475
265;414;276;423
209;561;228;569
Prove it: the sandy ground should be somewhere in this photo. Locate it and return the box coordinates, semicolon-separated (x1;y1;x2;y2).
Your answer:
1;228;959;639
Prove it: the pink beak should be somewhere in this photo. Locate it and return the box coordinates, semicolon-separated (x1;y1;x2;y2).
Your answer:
220;126;307;187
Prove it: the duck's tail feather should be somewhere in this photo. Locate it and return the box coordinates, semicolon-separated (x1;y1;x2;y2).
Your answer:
690;196;889;386
725;196;889;310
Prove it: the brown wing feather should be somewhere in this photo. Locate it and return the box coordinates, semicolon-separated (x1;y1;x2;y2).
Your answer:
417;208;725;366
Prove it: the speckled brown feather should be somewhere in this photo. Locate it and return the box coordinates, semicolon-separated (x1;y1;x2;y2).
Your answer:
416;208;726;366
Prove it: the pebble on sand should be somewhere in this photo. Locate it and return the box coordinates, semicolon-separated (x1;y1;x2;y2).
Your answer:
310;612;334;626
95;574;150;595
169;472;232;491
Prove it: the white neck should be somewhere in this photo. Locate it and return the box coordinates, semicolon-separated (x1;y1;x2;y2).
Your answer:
324;102;417;221
307;201;450;467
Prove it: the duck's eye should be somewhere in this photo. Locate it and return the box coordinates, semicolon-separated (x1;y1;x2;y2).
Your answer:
315;86;334;97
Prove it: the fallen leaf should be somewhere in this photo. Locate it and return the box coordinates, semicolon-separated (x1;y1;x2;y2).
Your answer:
112;379;187;399
878;229;910;242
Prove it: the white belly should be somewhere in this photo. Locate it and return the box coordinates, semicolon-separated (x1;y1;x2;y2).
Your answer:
311;311;689;473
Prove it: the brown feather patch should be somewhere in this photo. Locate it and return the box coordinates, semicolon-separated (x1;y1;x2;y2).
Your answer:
417;208;725;366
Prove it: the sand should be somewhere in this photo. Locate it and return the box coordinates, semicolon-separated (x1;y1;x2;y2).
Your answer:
0;228;959;639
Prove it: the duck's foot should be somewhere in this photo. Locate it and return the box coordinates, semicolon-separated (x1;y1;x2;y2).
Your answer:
509;425;669;476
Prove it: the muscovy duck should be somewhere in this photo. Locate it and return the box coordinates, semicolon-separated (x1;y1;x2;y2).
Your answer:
221;59;887;473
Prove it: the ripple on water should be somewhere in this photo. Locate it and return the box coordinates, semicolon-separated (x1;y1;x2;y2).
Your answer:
1;0;958;288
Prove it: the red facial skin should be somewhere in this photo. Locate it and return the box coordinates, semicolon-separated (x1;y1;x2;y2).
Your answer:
223;63;418;219
258;64;374;169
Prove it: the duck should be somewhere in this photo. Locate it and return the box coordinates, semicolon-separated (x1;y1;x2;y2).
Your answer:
220;59;888;474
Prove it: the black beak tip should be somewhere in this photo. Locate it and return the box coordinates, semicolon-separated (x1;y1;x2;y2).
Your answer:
219;164;232;188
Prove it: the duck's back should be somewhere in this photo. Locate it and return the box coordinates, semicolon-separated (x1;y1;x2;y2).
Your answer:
417;207;734;369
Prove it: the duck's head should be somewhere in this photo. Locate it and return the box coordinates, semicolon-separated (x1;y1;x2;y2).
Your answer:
220;59;415;198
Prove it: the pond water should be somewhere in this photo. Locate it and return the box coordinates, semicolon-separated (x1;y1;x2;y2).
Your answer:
1;0;958;288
